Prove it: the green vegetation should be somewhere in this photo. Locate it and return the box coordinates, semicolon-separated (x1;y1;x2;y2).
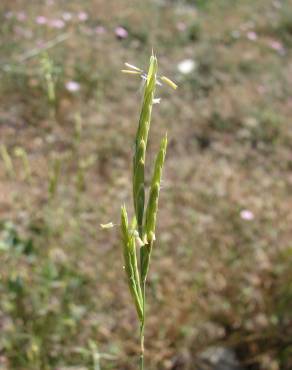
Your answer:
118;55;175;369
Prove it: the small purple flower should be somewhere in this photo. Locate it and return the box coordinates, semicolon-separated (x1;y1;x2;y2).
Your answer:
36;16;47;25
269;40;284;52
65;81;80;93
78;12;88;21
49;19;65;29
240;209;254;221
115;26;128;39
247;31;257;41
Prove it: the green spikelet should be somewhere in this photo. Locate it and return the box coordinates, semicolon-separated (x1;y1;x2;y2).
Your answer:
118;54;176;370
140;134;167;282
145;134;167;243
133;56;158;237
133;140;146;235
135;55;157;146
145;183;160;243
121;205;143;320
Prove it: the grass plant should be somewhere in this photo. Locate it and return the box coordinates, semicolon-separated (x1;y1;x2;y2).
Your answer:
40;52;57;116
14;147;31;182
0;144;15;178
119;54;176;369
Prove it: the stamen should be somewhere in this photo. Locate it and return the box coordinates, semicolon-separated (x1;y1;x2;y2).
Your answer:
124;63;143;72
100;222;115;229
160;76;178;90
121;70;142;75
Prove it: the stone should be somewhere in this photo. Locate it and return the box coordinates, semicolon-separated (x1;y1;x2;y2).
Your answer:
196;346;245;370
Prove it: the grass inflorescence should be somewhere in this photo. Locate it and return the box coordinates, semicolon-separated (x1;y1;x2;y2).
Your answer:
120;54;175;369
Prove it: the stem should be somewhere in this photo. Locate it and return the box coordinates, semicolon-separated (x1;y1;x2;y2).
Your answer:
139;321;144;370
139;281;146;370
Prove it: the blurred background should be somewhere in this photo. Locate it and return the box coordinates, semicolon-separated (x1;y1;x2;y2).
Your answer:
0;0;292;369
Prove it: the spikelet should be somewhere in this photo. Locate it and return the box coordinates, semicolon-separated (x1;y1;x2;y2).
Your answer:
118;54;176;368
140;134;167;282
145;134;167;241
121;205;143;320
133;139;146;235
133;55;158;236
160;76;178;90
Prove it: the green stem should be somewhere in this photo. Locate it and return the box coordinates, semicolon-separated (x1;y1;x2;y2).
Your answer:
140;321;144;370
139;281;146;370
